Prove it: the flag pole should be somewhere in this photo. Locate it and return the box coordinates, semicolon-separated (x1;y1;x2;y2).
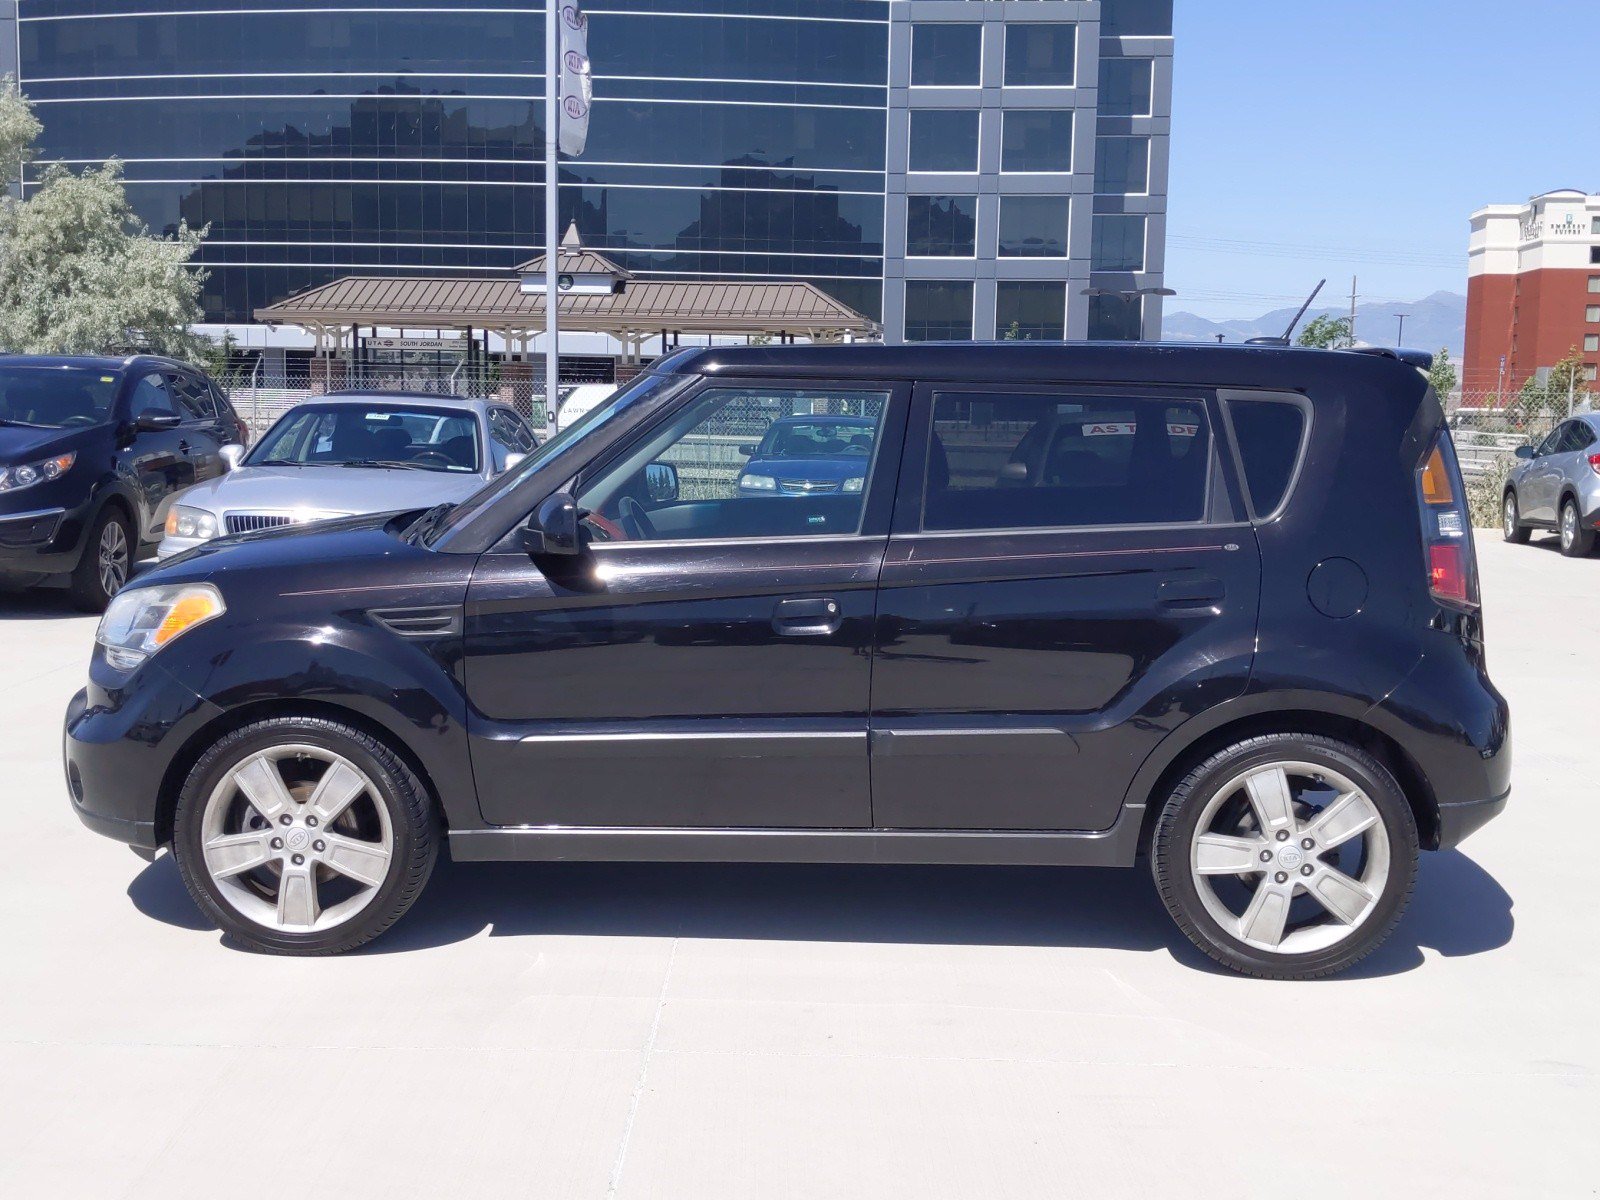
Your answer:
543;0;560;437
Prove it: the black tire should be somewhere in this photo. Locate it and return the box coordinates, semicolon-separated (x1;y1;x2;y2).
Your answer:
1502;491;1530;544
1151;733;1419;981
172;716;439;955
69;505;133;612
1559;498;1595;557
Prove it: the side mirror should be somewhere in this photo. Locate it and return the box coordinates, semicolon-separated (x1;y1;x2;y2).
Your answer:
1515;445;1536;460
998;462;1029;484
519;492;581;556
135;409;182;433
220;444;245;471
738;444;759;457
645;461;679;503
502;452;527;475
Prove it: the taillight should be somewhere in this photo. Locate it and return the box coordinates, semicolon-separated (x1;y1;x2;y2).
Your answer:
1416;433;1479;610
1589;453;1600;476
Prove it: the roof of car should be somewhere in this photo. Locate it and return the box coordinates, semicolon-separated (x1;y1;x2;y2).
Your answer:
657;341;1430;389
0;353;192;372
310;391;493;413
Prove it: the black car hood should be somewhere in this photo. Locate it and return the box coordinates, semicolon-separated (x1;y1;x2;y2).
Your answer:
0;422;98;464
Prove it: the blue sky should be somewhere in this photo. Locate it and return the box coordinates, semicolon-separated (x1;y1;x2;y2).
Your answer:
1166;0;1597;317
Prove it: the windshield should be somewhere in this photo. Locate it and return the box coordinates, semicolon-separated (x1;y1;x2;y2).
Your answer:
0;365;121;429
757;420;877;459
248;404;482;472
423;371;690;544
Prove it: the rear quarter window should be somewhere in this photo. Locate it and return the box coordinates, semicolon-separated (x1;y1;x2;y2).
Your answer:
1225;397;1309;518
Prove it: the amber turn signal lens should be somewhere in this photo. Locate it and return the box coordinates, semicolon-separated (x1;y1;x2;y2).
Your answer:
1419;445;1455;506
153;591;225;648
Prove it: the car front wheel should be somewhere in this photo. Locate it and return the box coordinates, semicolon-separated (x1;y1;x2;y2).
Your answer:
173;717;439;954
1151;734;1419;980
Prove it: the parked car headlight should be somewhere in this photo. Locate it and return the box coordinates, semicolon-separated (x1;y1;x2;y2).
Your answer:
842;476;865;494
0;452;75;494
740;474;778;491
164;505;220;541
96;583;225;671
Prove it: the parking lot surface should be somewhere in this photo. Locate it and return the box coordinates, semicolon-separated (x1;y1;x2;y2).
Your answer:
1;537;1593;1198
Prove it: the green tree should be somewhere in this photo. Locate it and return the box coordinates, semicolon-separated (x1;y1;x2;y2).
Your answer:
0;76;42;198
1515;348;1588;427
1296;314;1354;350
0;83;209;360
1427;347;1458;398
1003;320;1022;341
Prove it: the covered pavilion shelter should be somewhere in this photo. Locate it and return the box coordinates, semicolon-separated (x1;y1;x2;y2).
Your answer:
254;224;881;399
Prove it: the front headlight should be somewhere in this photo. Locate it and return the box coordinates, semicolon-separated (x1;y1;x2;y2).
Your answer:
740;474;777;491
0;452;75;494
164;505;220;541
842;476;865;494
96;583;225;671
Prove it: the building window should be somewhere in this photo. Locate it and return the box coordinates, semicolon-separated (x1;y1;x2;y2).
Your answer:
1099;58;1155;117
1588;306;1600;323
912;24;982;87
996;281;1067;340
910;110;980;172
1101;0;1175;37
1586;335;1600;353
1094;136;1150;195
1587;365;1599;383
1092;214;1148;272
1593;216;1600;235
998;195;1070;258
906;196;978;257
1001;110;1074;173
905;281;974;342
1592;247;1600;265
1590;276;1600;294
1087;293;1144;342
1004;24;1077;87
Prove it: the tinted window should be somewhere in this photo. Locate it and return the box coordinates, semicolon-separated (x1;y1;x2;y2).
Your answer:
906;195;977;257
1095;136;1150;195
1227;400;1308;517
575;387;890;543
910;110;980;172
1559;422;1594;453
1092;214;1147;271
912;24;981;86
127;373;176;418
1535;428;1564;457
1099;58;1155;117
926;394;1211;531
904;281;974;342
1002;110;1074;172
998;195;1069;258
1005;24;1077;87
168;373;215;420
0;366;121;429
1101;0;1174;37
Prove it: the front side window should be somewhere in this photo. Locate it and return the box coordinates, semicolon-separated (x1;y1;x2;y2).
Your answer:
1535;427;1565;457
127;373;176;418
904;280;975;342
574;387;891;544
910;110;980;172
911;24;981;87
925;393;1211;531
1002;110;1074;173
0;366;121;429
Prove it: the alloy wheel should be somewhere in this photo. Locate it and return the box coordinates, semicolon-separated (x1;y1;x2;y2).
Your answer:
1188;761;1390;955
1562;504;1577;551
199;744;394;933
1504;495;1517;538
98;520;129;597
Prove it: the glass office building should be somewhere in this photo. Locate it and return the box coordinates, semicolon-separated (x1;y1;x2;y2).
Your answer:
5;0;1173;342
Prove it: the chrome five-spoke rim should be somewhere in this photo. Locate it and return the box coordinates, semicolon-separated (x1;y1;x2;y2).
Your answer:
1189;762;1390;955
1505;495;1517;537
1562;504;1577;549
200;745;393;933
98;521;128;596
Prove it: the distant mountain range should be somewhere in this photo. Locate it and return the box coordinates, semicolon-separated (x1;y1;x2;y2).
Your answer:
1164;291;1467;360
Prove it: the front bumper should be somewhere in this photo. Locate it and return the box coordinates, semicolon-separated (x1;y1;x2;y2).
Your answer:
63;662;224;852
0;503;86;582
156;534;205;560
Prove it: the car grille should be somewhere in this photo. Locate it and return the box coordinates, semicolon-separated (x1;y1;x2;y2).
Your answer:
225;512;300;535
778;478;840;495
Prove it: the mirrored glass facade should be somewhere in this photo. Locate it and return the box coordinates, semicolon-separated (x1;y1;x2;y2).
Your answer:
13;0;1172;340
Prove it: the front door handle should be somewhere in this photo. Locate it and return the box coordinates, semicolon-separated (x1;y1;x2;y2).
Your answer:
773;597;843;637
1159;576;1226;607
177;439;192;454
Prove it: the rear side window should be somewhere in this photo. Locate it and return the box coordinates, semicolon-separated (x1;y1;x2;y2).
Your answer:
1226;398;1308;518
925;392;1211;531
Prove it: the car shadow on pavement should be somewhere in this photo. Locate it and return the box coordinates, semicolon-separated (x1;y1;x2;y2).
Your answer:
0;561;155;620
126;844;1514;977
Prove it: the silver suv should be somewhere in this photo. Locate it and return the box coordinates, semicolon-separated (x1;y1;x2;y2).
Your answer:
1504;414;1600;556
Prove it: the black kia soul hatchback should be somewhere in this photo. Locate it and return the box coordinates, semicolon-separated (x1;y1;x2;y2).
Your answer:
65;344;1510;978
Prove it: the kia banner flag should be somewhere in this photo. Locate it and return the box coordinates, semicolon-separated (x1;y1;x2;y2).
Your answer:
558;2;591;156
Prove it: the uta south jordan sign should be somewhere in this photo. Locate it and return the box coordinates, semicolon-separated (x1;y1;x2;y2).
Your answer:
367;337;465;352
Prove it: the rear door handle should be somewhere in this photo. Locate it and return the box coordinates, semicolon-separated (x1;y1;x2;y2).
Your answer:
1159;576;1226;607
773;597;843;637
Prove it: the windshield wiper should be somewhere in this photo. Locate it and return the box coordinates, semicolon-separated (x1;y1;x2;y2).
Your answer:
252;458;302;467
340;459;418;470
0;417;51;429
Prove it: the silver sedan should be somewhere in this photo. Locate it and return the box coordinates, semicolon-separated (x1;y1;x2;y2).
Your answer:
1503;413;1600;556
158;392;538;558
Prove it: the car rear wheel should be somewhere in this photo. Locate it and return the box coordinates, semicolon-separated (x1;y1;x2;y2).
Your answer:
1559;498;1595;557
1151;734;1418;980
172;717;438;954
69;506;132;612
1502;492;1530;544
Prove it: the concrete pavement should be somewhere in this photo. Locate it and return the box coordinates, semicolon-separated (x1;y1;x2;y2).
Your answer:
1;537;1593;1198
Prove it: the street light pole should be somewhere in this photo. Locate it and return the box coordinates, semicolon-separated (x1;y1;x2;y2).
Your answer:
543;0;560;437
1395;314;1406;346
